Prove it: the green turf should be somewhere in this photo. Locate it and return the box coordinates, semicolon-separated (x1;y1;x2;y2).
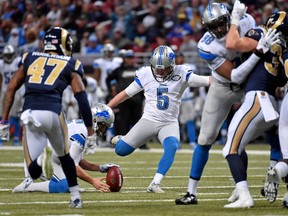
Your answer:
0;142;287;215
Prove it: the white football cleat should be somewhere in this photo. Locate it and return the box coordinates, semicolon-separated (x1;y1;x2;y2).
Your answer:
43;147;53;180
111;135;122;145
224;188;254;208
147;182;165;193
228;188;239;203
12;177;33;193
264;167;280;203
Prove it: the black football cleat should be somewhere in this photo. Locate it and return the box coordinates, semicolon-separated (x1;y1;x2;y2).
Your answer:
175;192;198;205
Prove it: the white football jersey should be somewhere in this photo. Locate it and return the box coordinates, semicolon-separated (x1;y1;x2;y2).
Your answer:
92;57;122;92
198;14;256;83
66;119;88;165
134;65;209;123
0;56;21;92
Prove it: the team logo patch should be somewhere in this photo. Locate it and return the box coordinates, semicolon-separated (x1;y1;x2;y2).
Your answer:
247;29;260;37
171;75;181;81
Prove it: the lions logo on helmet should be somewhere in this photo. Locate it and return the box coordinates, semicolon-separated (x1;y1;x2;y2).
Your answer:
265;11;288;42
43;27;73;56
150;45;175;82
3;45;16;64
202;3;230;39
91;103;115;138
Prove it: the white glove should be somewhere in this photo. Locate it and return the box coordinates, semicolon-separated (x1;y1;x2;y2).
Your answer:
0;121;10;141
231;0;247;26
99;163;120;173
256;28;280;54
83;134;97;155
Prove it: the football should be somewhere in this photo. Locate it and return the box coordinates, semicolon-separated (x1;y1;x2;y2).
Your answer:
106;166;123;192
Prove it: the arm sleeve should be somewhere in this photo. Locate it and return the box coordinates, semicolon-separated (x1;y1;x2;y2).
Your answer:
74;91;93;127
230;53;260;84
188;73;210;87
125;81;143;97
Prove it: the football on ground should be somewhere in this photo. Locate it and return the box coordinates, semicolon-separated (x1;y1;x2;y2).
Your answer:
106;166;123;192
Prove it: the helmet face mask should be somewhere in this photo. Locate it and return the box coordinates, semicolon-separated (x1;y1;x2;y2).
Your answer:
150;45;175;82
3;45;16;64
91;103;115;138
202;3;230;39
43;27;73;56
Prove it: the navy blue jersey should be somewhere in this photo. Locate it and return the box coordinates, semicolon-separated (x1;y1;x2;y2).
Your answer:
20;52;84;114
244;27;287;96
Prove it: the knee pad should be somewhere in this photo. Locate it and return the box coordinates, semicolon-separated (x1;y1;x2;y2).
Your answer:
115;140;135;156
49;179;69;193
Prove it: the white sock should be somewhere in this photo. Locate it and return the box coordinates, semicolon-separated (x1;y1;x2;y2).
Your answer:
26;181;49;192
69;185;81;201
236;181;248;190
188;178;199;195
275;162;288;178
151;173;164;185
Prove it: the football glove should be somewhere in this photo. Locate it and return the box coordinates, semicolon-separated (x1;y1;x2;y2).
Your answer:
0;120;10;141
257;29;280;54
231;0;247;26
83;134;97;155
99;163;120;173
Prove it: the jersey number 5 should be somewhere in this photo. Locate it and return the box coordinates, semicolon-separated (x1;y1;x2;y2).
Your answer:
157;87;169;110
27;57;67;85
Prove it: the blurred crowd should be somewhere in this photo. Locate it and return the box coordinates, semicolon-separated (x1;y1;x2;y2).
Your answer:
1;0;288;56
1;0;287;147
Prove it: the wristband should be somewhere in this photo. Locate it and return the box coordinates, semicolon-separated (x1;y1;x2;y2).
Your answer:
231;17;239;26
0;120;9;124
254;50;264;58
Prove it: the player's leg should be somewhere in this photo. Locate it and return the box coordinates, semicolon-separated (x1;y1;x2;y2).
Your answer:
147;122;179;193
176;80;243;205
46;111;82;208
114;118;156;156
223;92;276;208
265;93;288;203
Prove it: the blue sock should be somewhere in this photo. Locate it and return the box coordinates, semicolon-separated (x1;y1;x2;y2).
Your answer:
115;139;135;156
186;120;197;143
49;178;69;193
157;137;178;175
190;145;211;180
270;134;282;162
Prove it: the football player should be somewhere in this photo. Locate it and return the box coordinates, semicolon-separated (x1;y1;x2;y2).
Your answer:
12;103;118;193
0;27;93;208
175;1;280;207
263;13;288;207
222;10;286;208
92;43;122;103
0;45;24;146
109;45;212;193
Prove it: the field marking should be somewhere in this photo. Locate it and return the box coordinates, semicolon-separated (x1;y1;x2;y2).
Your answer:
0;197;278;206
0;146;270;155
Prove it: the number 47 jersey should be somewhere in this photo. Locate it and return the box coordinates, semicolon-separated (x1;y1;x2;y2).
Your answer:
20;51;84;114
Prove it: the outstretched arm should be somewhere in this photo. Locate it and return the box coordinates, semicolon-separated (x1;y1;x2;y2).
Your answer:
76;165;110;192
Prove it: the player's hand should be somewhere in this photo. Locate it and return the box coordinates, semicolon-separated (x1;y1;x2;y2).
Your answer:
231;0;247;26
91;177;110;192
0;120;10;141
83;134;97;155
99;163;120;173
257;29;280;54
